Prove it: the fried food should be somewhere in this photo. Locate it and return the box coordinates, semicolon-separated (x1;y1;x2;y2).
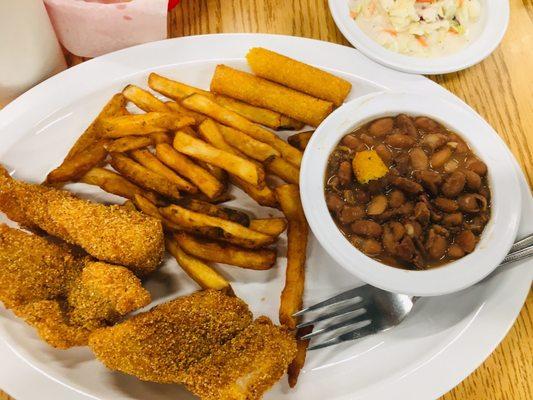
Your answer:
122;84;169;113
0;167;164;276
109;152;182;201
80;167;160;204
174;232;276;270
0;225;150;348
264;156;300;184
247;47;352;106
352;149;389;184
183;316;297;400
165;238;230;291
148;72;212;100
160;205;275;249
249;218;287;237
88;290;253;383
217;124;279;162
45;94;127;185
229;175;279;208
105;136;154;153
288;325;313;388
181;94;303;167
100;112;195;138
210;64;333;127
176;197;250;226
155;143;224;199
288;130;314;151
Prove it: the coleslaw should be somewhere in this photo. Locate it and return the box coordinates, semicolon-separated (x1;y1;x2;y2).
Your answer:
349;0;482;57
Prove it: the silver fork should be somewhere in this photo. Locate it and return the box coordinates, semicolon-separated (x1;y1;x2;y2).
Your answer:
295;234;533;350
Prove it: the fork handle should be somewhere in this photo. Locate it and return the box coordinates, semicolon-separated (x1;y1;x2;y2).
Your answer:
509;233;533;254
501;241;533;266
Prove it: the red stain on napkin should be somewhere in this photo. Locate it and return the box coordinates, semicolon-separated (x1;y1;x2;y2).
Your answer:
168;0;180;10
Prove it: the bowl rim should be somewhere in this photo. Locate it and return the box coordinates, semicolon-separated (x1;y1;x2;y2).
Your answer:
328;0;510;75
300;91;521;296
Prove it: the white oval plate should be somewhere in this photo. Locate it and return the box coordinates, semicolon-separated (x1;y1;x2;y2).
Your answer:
0;34;531;400
328;0;510;75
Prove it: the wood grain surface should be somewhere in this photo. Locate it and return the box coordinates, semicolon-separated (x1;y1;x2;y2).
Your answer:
1;0;531;399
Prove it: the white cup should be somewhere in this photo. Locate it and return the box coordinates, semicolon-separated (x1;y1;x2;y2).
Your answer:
0;0;66;107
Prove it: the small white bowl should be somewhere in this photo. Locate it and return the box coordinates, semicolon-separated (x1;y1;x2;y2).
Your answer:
328;0;509;75
300;92;521;296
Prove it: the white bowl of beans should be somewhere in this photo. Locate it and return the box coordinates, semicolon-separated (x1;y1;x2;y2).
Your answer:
300;92;521;296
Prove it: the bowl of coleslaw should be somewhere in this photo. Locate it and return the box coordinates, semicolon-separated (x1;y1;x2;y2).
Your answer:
328;0;509;74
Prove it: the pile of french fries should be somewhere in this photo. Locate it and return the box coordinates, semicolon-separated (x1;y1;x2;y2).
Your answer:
45;47;352;386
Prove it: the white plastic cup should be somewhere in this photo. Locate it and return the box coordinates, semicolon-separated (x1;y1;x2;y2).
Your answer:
0;0;67;106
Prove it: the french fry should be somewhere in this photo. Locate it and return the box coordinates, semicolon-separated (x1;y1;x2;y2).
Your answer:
198;119;245;156
288;325;313;388
65;93;127;159
264;156;300;184
173;131;265;187
196;160;227;184
45;139;109;184
109;152;182;201
122;84;169;112
175;232;276;270
166;101;207;125
159;205;274;249
105;136;153;153
210;65;333;127
148;72;213;100
131;194;161;219
230;175;278;209
247;47;352;107
100;112;195;138
275;184;308;330
155;143;224;199
80;167;159;204
217;124;279;161
288;130;314;151
150;132;172;144
249;218;287;237
181;94;303;167
176;197;250;226
122;200;137;211
186;191;234;205
130;149;197;193
166;236;230;291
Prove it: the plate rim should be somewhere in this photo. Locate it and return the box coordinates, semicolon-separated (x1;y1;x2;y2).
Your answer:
0;33;530;400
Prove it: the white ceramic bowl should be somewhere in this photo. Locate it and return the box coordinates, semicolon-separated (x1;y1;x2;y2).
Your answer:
328;0;509;75
300;92;521;296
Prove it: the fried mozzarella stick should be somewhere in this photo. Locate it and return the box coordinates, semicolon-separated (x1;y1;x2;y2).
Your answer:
247;47;352;106
0;167;164;276
0;225;150;348
210;64;333;127
89;290;253;383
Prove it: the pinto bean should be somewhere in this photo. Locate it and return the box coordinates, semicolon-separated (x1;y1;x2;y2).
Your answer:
430;147;453;169
464;170;482;191
458;194;487;213
466;158;487;176
367;195;388;215
392;177;423;194
338;161;352;186
441;171;466;198
388;189;406;208
442;212;463;226
444;159;459;173
420;133;448;151
456;230;477;253
360;238;383;255
374;144;393;164
414;202;431;225
351;220;383;238
385;134;416;148
433;197;459;212
398;201;415;215
341;134;361;149
359;133;375;146
353;188;370;204
395;114;418;137
427;232;448;260
416;170;442;196
404;221;422;238
326;192;343;213
389;221;406;240
339;205;366;224
394;152;411;175
368;117;394;137
409;147;429;170
415;117;440;132
396;236;416;261
448;244;465;258
464;214;490;234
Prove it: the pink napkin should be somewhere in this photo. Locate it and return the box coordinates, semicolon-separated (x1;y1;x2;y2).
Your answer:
44;0;169;58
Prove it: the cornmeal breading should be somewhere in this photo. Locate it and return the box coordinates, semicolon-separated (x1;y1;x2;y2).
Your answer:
0;166;164;276
88;290;253;383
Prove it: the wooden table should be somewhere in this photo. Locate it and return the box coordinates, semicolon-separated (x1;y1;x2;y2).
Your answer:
1;1;531;399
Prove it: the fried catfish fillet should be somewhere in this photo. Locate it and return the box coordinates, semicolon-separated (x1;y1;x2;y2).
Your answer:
0;166;164;276
88;290;253;383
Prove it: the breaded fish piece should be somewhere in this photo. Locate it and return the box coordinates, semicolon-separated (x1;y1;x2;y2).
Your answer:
0;225;151;348
0;166;164;276
183;316;297;400
89;290;253;383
